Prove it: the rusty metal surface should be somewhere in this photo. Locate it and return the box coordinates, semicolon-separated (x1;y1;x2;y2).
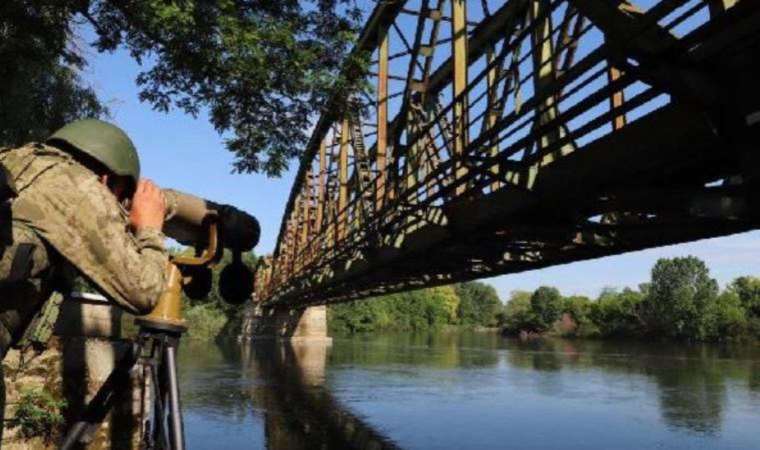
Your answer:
257;0;760;306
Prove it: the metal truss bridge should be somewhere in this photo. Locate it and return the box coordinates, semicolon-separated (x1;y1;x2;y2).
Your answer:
254;0;760;307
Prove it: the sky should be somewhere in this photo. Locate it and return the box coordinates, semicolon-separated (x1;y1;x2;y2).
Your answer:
76;3;760;302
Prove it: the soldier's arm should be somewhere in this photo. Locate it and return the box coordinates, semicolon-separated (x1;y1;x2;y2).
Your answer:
72;189;169;315
25;175;169;315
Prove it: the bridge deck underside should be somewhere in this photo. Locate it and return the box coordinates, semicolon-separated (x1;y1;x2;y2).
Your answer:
256;0;760;307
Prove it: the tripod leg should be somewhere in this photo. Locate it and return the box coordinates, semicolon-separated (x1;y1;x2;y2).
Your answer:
150;346;171;449
164;344;185;450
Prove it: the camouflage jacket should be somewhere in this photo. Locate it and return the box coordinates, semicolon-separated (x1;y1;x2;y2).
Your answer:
0;143;168;322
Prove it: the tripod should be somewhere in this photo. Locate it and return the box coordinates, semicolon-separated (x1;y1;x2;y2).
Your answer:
61;223;219;450
60;318;187;450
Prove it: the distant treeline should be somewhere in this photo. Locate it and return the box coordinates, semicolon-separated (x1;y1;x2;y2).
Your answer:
328;282;503;334
329;256;760;342
504;256;760;342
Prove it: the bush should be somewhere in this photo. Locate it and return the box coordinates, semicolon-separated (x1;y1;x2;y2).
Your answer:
13;389;66;443
184;303;229;340
589;288;643;338
562;295;597;337
328;284;502;334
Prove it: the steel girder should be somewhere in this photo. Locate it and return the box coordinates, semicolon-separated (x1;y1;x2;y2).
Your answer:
255;0;760;307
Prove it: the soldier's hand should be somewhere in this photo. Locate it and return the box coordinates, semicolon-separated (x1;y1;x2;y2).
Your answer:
130;179;166;231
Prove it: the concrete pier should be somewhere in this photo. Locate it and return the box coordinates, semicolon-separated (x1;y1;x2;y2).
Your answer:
241;304;332;344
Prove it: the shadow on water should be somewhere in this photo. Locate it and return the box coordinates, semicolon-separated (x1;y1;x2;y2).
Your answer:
243;340;401;450
179;338;400;450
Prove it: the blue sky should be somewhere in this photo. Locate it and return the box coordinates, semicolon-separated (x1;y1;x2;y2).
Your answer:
76;4;760;302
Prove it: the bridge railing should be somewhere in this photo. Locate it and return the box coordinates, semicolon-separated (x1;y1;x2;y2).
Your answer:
256;0;747;305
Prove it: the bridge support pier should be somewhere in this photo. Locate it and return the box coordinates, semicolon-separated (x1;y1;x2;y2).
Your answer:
241;304;332;344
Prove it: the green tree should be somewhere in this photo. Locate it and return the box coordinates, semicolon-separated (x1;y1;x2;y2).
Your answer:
502;290;534;335
530;286;563;331
328;285;462;334
640;256;719;340
455;281;502;326
562;295;596;336
435;285;461;324
703;291;747;341
589;288;643;337
1;2;107;146
727;276;760;317
1;1;364;175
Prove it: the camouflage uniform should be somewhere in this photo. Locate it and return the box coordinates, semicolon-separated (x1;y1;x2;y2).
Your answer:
0;143;168;356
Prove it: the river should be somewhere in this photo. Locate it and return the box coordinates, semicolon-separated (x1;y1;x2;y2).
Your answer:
177;332;760;450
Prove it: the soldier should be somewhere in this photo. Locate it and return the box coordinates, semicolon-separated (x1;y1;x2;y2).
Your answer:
0;119;169;426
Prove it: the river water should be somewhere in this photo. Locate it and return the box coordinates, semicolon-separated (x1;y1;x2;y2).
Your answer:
177;332;760;450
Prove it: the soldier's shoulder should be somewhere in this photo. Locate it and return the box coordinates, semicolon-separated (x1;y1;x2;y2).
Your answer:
1;142;75;173
11;145;119;223
2;142;59;155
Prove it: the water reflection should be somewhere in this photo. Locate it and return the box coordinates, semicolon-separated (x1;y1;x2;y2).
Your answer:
241;340;400;450
328;331;500;368
180;333;760;450
501;338;760;435
179;338;399;450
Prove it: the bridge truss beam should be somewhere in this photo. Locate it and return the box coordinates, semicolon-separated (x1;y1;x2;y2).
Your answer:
256;0;760;307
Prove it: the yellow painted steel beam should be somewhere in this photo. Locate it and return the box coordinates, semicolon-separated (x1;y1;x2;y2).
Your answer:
272;0;406;258
300;170;312;248
338;118;349;242
316;138;327;234
485;48;501;192
521;0;576;189
607;65;627;130
377;29;389;212
451;0;469;196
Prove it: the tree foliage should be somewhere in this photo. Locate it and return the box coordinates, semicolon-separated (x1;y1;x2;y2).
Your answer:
328;282;503;334
640;257;719;340
530;286;563;331
0;2;107;146
728;276;760;317
562;295;595;336
455;282;502;326
502;291;533;334
500;256;760;342
1;1;365;175
589;288;643;338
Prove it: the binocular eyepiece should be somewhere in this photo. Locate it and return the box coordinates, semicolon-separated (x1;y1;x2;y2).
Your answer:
162;189;260;304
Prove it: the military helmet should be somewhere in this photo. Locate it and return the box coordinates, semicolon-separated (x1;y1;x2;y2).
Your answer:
47;119;140;186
